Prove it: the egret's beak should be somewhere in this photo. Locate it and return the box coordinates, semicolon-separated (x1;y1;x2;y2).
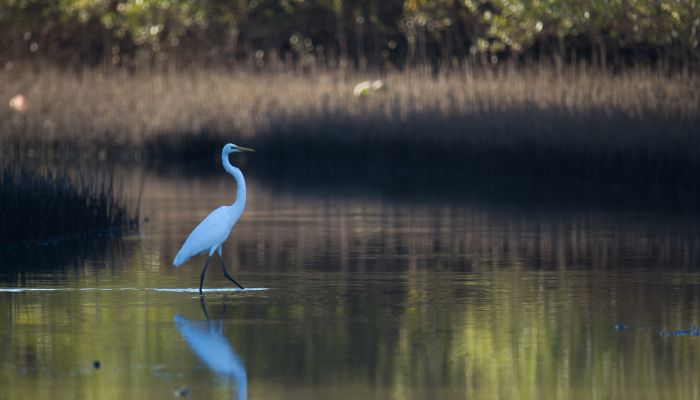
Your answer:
237;146;255;152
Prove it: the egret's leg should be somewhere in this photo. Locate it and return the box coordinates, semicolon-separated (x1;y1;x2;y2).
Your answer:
199;296;210;319
219;252;244;290
199;256;211;294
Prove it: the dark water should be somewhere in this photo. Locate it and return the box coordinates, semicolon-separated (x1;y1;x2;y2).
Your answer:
2;168;700;400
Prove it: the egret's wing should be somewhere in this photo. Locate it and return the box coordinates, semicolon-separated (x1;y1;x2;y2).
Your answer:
173;207;234;266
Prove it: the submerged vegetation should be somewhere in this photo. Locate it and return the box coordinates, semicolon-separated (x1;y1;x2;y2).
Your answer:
0;165;137;246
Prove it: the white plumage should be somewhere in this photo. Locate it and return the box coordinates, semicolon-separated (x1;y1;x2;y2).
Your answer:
173;206;238;266
173;143;255;292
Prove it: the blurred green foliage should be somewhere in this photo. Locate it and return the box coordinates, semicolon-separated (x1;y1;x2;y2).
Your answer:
0;0;698;68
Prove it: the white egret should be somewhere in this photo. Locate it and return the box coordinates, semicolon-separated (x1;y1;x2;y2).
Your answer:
173;143;255;293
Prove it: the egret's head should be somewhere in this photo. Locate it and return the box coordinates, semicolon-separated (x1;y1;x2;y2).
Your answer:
223;143;255;154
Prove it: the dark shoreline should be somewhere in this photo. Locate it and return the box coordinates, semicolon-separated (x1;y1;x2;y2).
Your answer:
0;166;138;247
5;117;700;214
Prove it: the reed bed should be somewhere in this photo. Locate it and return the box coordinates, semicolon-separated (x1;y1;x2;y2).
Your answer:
1;65;699;185
0;165;137;246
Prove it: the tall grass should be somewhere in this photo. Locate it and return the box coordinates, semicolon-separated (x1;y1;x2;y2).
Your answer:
1;65;699;185
0;165;137;246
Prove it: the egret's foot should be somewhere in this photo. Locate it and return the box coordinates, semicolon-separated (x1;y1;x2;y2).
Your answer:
223;273;244;290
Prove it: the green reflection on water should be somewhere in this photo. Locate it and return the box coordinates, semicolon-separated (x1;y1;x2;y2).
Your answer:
2;171;700;399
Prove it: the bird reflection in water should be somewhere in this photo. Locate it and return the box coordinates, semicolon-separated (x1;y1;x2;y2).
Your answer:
174;300;247;400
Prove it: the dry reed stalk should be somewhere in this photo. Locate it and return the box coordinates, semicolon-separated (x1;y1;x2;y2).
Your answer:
0;66;696;144
0;66;698;185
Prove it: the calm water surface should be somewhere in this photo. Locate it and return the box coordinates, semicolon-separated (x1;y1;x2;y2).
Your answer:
2;169;700;399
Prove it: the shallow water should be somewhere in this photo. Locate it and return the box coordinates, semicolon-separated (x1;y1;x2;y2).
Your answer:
3;169;700;400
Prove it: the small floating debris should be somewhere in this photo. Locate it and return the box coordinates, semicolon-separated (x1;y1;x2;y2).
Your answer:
173;387;190;397
353;79;387;97
615;323;700;337
659;325;700;337
659;330;688;337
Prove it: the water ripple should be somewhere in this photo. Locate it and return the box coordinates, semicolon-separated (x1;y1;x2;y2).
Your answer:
0;287;268;293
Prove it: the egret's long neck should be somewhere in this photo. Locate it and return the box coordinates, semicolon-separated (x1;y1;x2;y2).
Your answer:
222;152;246;210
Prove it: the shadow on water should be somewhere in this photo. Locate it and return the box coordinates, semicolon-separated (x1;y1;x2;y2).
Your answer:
139;151;700;277
0;235;136;285
174;299;247;400
148;151;700;215
251;168;700;214
144;105;700;192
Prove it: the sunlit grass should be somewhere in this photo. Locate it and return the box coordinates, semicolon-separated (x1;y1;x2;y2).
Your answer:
1;65;698;185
